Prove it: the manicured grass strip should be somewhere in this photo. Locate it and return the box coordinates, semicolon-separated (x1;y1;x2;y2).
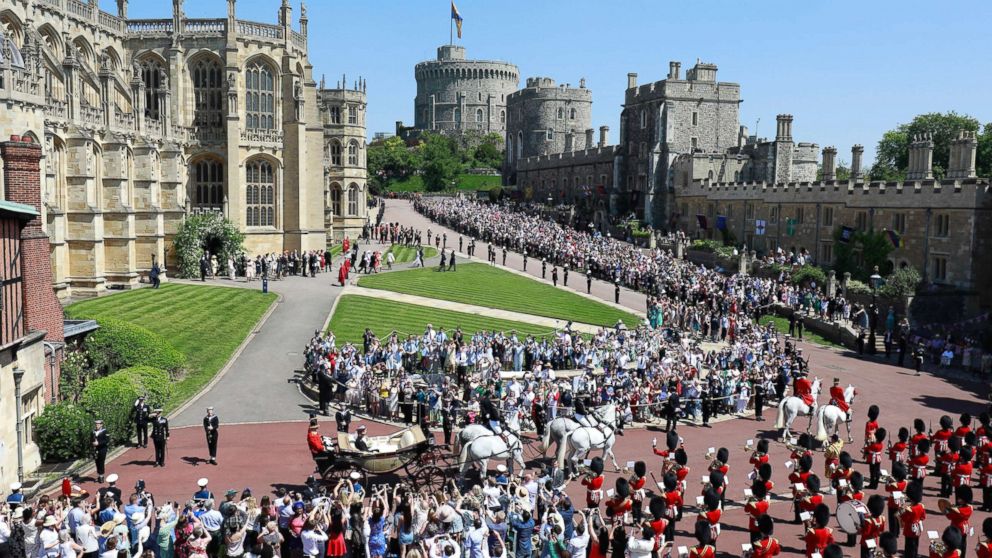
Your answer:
386;244;438;264
65;283;277;409
328;294;556;345
329;244;343;257
762;315;843;348
386;173;502;193
358;262;640;327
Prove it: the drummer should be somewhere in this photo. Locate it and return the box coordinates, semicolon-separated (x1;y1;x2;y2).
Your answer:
837;472;865;546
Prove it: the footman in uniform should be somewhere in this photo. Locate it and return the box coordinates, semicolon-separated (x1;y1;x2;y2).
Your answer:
150;408;170;467
92;419;109;483
203;406;219;465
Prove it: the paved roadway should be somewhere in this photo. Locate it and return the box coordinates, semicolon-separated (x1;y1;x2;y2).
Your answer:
72;198;991;556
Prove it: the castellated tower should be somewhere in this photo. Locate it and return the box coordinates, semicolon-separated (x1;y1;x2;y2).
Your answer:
504;77;593;184
413;45;519;139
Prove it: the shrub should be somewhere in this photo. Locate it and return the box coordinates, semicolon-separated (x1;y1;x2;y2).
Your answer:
845;279;872;295
33;402;93;462
59;350;97;403
80;373;142;446
631;229;652;239
880;267;922;299
86;319;186;377
714;246;737;259
790;265;828;287
690;239;723;253
117;366;173;409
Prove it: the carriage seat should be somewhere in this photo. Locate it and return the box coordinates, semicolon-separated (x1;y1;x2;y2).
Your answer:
336;428;423;454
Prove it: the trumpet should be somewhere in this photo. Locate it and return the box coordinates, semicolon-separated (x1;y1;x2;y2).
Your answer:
929;540;947;555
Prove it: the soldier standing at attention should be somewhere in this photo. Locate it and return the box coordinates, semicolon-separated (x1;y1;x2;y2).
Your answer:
204;407;219;465
542;259;547;279
131;395;150;448
150;409;170;467
586;271;592;294
615;282;621;304
92;419;109;483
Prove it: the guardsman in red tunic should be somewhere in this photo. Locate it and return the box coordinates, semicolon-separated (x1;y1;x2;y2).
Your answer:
803;504;835;558
911;419;929;459
980;445;992;512
976;517;992;558
790;454;814;524
831;452;855;504
865;427;887;489
939;437;962;498
745;481;770;544
976;413;991;451
910;439;932;490
956;413;973;446
793;373;815;407
953;447;974;490
696;490;722;548
688;520;716;558
838;472;866;546
662;474;683;542
900;482;927;558
861;495;888;558
757;463;774;494
934;415;955;457
941;486;974;556
828;378;852;420
652;430;680;463
749;439;770;480
865;405;881;443
629;461;647;522
581;456;605;508
929;526;964;558
647;497;669;548
750;515;782;558
886;463;909;538
707;448;730;508
605;477;632;521
673;448;691;492
891;427;910;470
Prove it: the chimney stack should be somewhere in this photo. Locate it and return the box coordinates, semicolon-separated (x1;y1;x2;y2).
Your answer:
627;72;637;89
947;130;978;179
599;126;609;147
775;114;793;142
668;61;681;80
585;128;595;148
821;146;838;181
850;144;864;181
906;133;934;180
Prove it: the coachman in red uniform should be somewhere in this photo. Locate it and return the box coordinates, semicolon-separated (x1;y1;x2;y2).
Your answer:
828;378;853;420
794;373;815;407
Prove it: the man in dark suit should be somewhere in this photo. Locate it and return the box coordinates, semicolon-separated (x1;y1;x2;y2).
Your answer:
203;407;219;465
91;419;109;483
131;396;150;448
150;409;170;467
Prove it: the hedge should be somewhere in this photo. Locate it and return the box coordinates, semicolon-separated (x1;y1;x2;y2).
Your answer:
85;319;186;377
80;373;142;446
33;402;93;462
790;265;828;287
117;366;173;410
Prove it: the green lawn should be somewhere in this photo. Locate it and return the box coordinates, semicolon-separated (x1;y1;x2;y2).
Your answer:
329;244;343;257
66;283;277;409
358;262;640;327
328;295;556;345
386;173;502;193
762;315;843;348
386;244;438;264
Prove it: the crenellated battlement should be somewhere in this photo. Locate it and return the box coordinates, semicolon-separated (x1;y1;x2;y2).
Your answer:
517;145;618;170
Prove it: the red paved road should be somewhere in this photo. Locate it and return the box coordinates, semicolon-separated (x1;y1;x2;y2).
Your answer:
71;345;989;557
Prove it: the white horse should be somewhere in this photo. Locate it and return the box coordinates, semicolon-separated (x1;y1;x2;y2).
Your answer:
458;431;526;478
815;384;857;443
542;404;612;457
775;377;821;441
557;405;620;476
455;423;493;453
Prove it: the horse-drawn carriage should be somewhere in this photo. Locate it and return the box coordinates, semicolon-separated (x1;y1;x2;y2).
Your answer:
313;425;449;490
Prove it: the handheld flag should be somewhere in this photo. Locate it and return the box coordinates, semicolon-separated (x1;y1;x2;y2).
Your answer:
884;229;902;248
451;1;463;39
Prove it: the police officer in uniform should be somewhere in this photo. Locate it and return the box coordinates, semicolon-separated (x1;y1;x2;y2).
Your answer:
131;395;150;448
6;482;25;509
203;407;219;465
91;419;109;483
150;409;170;467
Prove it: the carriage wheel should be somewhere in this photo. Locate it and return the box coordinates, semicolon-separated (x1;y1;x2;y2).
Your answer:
413;465;447;492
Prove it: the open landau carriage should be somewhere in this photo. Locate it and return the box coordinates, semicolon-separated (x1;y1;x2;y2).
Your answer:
312;425;449;490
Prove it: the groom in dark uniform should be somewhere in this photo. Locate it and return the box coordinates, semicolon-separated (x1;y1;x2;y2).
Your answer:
203;407;219;465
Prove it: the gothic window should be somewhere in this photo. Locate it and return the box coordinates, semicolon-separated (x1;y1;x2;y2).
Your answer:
546;128;553;141
191;159;224;212
516;131;522;159
330;183;342;216
570;108;576;120
141;58;165;120
245;160;275;227
348;183;359;216
476;108;484;123
453;107;461;127
500;110;505;124
245;61;275;130
330;141;342;166
347;141;358;166
348;105;358;124
330;106;341;124
191;57;224;128
557;108;564;120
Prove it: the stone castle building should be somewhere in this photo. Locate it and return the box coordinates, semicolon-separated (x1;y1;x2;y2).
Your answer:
0;0;368;299
511;59;991;306
397;45;518;140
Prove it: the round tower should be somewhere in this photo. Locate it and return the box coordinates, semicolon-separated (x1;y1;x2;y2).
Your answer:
413;45;519;138
504;77;593;183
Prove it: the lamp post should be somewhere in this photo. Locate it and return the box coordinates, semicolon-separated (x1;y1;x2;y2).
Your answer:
13;367;25;483
869;266;883;355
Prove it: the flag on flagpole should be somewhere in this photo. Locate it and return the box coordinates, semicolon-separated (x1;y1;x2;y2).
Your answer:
884;228;902;248
716;215;727;231
754;219;766;236
451;1;463;39
839;225;854;243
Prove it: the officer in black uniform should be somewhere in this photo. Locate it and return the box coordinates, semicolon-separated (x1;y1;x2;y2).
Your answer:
203;407;219;465
335;407;352;433
131;396;150;448
91;419;109;483
150;409;170;467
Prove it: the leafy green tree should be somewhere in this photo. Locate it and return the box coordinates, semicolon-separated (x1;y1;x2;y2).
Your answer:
816;161;851;181
472;139;503;170
419;133;464;191
832;227;895;281
869;112;990;180
368;136;417;190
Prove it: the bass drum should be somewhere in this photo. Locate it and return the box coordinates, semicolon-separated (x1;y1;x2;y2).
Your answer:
836;500;869;534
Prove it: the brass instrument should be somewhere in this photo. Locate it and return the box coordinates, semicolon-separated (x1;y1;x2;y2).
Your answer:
929;539;947;555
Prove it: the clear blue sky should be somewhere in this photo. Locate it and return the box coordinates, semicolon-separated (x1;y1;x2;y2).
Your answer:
120;0;992;166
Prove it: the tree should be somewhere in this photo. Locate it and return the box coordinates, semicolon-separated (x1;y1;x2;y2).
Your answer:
472;141;503;170
832;227;895;282
368;136;417;190
869;112;990;180
419;133;463;192
816;160;852;181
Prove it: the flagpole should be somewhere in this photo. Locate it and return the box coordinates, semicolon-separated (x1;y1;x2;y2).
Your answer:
450;16;453;45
